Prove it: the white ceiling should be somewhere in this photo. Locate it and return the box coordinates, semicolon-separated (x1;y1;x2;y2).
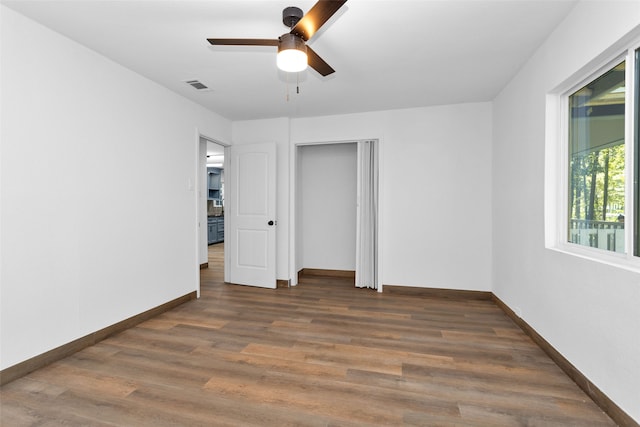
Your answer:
2;0;578;121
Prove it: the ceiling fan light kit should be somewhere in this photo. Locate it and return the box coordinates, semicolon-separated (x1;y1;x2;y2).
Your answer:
207;0;347;77
277;33;308;73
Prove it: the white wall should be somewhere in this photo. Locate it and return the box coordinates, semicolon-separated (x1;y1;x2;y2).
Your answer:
492;1;640;422
292;104;493;291
299;143;357;271
233;102;493;291
383;105;493;291
0;7;231;369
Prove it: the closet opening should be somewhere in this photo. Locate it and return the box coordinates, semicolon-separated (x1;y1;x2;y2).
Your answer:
293;139;379;290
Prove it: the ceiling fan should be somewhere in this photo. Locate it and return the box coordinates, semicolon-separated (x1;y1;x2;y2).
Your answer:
207;0;347;76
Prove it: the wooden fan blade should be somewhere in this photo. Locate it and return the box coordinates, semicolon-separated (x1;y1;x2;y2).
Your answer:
307;46;335;76
207;38;279;46
290;0;347;41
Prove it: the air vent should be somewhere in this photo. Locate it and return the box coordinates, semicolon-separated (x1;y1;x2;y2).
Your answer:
184;79;210;91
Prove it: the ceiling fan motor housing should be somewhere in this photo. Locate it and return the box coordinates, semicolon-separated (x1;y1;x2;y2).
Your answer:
278;33;307;53
282;6;303;28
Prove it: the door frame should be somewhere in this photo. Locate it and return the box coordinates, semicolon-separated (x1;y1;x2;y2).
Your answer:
195;130;230;296
289;138;383;291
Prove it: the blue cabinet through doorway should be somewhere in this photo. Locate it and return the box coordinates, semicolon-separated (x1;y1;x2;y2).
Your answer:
208;216;224;244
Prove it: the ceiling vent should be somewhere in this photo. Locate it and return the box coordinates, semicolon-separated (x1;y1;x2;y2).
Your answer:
184;79;210;91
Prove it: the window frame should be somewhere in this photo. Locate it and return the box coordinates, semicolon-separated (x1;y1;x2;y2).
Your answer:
564;56;627;254
547;42;640;271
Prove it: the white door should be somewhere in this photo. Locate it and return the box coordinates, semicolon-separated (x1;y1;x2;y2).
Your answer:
226;143;276;288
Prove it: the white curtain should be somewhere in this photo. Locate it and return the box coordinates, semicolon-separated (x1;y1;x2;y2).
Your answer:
355;140;378;290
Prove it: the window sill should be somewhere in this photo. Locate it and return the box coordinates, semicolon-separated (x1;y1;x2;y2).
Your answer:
547;242;640;275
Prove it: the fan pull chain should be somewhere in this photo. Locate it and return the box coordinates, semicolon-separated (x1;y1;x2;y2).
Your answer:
286;72;290;102
297;72;300;94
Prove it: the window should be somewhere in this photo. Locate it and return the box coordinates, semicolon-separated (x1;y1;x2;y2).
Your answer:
567;61;625;253
550;40;640;266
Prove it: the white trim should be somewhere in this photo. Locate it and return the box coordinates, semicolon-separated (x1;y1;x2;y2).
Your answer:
624;45;637;256
549;243;640;275
194;129;201;298
288;135;297;285
560;54;627;99
223;144;231;284
377;137;384;293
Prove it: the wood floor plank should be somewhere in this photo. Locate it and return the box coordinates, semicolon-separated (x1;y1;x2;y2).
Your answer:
0;243;618;426
27;364;137;398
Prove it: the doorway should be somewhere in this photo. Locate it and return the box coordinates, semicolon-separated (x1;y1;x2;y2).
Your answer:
198;137;226;279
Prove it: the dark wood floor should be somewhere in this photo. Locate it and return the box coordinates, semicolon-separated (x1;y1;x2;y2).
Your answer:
1;243;616;426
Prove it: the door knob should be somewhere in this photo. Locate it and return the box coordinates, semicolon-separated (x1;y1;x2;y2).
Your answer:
268;220;274;226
